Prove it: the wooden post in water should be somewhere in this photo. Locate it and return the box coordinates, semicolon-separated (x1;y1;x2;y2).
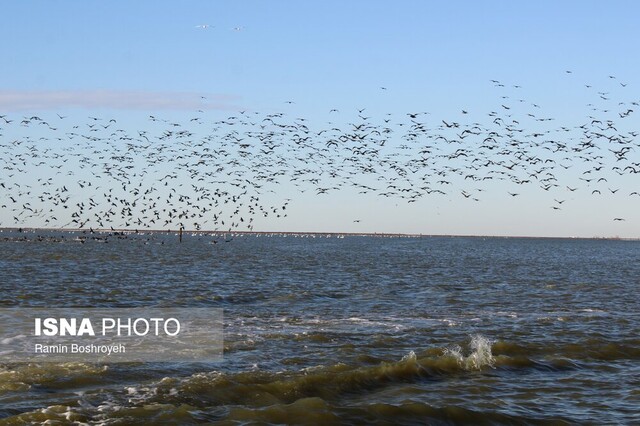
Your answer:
179;227;183;243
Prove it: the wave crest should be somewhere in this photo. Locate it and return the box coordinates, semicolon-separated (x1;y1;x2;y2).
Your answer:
443;334;495;370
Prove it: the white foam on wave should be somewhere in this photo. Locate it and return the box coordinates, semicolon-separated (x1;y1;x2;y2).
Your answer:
438;318;458;327
1;334;26;344
401;350;418;363
443;334;495;370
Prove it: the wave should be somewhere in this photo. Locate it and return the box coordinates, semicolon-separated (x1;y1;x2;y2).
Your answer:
135;335;496;408
1;335;634;424
3;400;573;425
0;363;109;395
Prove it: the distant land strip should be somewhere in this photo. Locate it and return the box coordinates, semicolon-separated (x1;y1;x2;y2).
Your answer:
0;227;638;241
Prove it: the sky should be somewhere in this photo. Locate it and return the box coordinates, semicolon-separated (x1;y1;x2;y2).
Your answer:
1;1;639;237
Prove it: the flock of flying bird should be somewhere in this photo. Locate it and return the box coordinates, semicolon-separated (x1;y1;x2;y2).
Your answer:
0;74;638;232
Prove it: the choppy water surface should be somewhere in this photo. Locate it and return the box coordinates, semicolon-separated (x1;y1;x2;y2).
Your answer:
1;231;639;425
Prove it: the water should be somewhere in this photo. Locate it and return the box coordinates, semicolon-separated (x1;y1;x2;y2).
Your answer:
1;231;639;424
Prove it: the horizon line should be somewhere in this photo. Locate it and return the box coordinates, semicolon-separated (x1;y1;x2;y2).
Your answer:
1;227;637;241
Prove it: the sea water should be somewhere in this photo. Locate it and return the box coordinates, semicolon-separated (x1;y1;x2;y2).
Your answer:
0;231;639;424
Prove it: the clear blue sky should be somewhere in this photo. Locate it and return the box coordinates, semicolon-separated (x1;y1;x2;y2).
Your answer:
1;1;639;237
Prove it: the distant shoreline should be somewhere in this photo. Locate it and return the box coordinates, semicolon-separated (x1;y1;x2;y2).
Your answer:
1;227;637;241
